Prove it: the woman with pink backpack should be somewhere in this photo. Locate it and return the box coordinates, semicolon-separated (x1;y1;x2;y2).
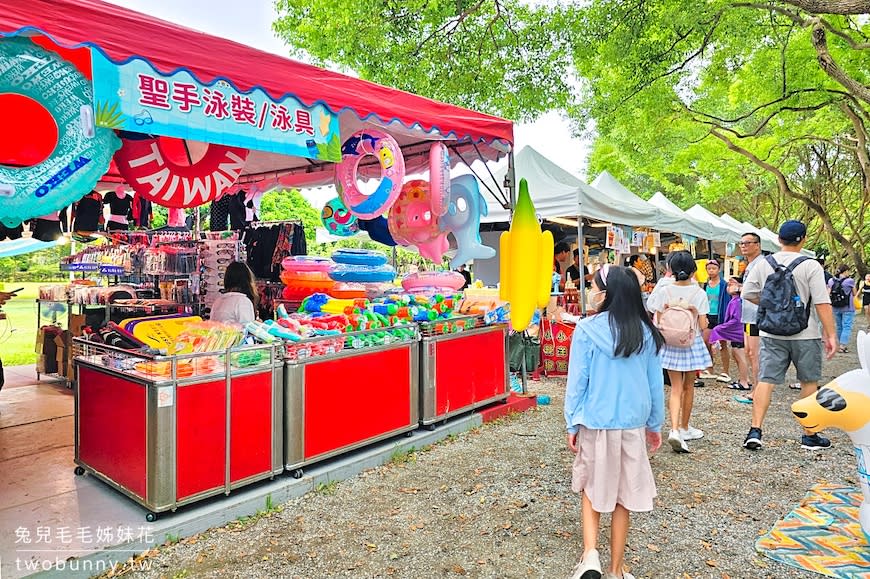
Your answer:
646;251;712;453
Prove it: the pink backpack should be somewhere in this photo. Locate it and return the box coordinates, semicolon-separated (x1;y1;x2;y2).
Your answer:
655;288;698;348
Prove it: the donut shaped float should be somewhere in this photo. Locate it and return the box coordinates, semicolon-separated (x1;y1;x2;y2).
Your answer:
281;256;333;273
402;271;466;293
328;264;396;283
331;248;388;266
113;133;249;208
0;37;120;227
335;129;405;219
428;142;450;217
321;197;359;237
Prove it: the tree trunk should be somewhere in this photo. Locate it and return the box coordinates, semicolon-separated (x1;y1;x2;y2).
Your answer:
709;129;869;275
811;22;870;107
782;0;870;14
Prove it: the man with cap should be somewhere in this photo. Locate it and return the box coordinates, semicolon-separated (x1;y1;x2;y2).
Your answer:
740;220;837;451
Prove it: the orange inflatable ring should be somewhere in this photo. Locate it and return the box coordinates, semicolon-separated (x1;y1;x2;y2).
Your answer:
113;133;249;208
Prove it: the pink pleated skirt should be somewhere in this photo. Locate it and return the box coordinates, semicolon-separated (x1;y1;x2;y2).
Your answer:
571;426;657;513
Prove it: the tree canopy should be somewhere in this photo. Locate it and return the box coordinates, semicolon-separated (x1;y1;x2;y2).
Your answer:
273;0;870;270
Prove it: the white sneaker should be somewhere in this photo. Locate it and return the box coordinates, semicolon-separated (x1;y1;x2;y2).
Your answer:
569;549;602;579
698;371;717;380
603;572;636;579
680;426;704;441
667;429;690;453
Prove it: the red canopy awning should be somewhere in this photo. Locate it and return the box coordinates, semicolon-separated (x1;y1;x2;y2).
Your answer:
0;0;514;148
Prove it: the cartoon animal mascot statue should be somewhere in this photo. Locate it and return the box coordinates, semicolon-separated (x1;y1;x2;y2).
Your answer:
792;331;870;540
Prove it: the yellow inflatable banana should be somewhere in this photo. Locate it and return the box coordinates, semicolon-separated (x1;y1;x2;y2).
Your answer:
500;178;554;331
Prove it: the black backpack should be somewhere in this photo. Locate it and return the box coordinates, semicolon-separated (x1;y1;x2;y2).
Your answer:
829;278;850;308
757;256;812;336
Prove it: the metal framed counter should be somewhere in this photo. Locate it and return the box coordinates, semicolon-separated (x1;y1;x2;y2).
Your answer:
283;327;419;478
73;340;282;520
418;316;509;426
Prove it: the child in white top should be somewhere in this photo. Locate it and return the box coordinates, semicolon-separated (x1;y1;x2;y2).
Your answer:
646;251;711;453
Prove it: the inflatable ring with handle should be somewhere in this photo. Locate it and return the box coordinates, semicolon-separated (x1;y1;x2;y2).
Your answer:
113;133;249;208
0;37;120;228
335;129;405;219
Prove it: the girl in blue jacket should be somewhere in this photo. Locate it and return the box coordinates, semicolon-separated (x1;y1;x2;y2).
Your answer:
565;265;665;579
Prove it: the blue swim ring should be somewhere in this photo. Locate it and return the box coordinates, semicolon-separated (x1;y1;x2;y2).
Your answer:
328;264;396;283
331;248;388;266
0;37;120;228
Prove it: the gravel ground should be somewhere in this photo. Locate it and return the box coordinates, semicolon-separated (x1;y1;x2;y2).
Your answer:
109;343;863;579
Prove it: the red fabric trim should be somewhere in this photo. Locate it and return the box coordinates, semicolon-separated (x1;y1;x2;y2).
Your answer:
1;0;514;145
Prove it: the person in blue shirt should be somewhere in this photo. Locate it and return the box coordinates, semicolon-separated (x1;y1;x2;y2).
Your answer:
565;265;665;579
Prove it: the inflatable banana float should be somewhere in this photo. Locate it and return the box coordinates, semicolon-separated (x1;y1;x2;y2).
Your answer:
499;178;554;332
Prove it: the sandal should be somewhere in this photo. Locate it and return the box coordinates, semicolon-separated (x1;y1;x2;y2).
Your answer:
789;382;802;390
727;381;750;391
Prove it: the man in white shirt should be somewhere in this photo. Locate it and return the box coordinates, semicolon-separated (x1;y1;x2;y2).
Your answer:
740;220;837;451
738;232;763;400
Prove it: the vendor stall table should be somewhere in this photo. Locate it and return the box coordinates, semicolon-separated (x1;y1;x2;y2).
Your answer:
283;327;419;478
73;340;282;520
419;316;509;427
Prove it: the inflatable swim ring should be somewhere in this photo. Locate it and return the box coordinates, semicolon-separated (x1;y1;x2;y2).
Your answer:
0;37;120;227
281;256;333;273
335;130;405;219
429;142;450;217
328;264;396;283
321;197;359;237
402;271;466;293
113;133;249;208
331;248;388;266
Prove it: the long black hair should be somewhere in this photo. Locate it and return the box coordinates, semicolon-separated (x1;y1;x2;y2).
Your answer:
595;265;664;356
223;261;259;308
667;250;697;281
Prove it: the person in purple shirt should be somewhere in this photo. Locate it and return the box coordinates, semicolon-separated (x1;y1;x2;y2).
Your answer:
828;264;857;353
710;277;751;390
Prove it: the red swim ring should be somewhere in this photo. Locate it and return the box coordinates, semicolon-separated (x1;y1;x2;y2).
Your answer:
113;134;249;208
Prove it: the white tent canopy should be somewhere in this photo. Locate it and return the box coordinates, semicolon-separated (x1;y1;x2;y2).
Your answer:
648;192;737;243
485;149;740;243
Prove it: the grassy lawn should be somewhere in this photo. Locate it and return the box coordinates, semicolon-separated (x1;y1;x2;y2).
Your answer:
0;282;42;366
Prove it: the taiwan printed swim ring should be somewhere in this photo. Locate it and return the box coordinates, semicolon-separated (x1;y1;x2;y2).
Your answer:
321;197;359;237
428;142;450;217
402;271;466;293
335;129;405;219
328;264;396;283
0;37;120;228
113;133;249;208
331;248;388;266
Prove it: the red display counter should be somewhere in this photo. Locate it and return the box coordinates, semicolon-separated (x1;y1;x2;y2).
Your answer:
283;329;419;478
73;341;283;521
419;317;509;427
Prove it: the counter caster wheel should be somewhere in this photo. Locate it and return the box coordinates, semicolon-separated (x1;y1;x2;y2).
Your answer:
291;469;304;479
424;424;436;431
404;431;414;438
145;512;158;523
74;466;85;476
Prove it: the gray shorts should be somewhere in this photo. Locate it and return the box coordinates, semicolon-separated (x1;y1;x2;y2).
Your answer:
759;337;822;385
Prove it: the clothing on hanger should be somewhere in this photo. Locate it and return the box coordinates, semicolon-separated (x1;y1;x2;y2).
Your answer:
104;188;133;231
130;193;153;228
0;222;23;241
210;195;231;231
72;191;104;233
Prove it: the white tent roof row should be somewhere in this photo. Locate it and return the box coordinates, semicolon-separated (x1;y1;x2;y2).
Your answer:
486;146;815;256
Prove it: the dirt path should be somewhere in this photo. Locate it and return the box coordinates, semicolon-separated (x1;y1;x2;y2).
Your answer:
107;340;864;579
